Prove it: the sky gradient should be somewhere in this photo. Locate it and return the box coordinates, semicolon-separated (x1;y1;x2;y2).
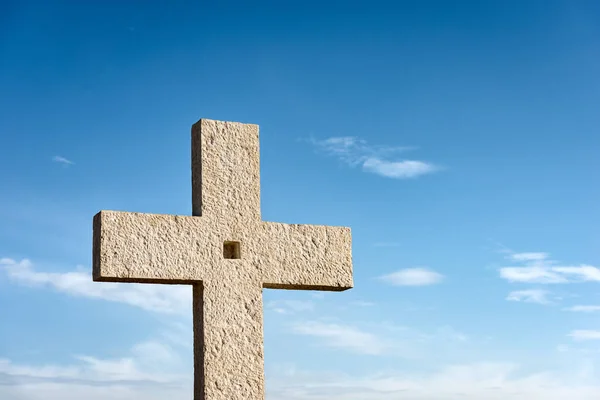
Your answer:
1;1;600;399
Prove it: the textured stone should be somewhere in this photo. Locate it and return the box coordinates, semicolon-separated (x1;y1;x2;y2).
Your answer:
92;119;353;399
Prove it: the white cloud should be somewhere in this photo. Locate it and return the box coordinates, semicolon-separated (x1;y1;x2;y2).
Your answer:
290;320;468;360
52;156;74;166
266;300;315;314
158;321;193;349
267;362;600;400
309;136;437;179
291;321;388;355
564;305;600;313
506;289;551;305
0;383;188;400
0;379;188;400
498;252;600;284
509;252;549;262
379;267;443;286
0;339;190;400
557;344;570;352
365;158;437;178
0;341;185;385
0;258;191;314
4;360;600;400
500;266;567;283
4;353;600;400
433;326;469;343
552;266;600;282
569;330;600;341
362;158;436;179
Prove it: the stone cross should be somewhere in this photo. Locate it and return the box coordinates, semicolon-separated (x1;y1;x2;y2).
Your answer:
92;119;353;399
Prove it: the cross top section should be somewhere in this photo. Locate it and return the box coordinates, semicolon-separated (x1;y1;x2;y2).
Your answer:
192;120;261;222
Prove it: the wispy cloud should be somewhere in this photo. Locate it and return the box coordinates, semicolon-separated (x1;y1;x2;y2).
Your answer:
378;267;444;286
568;330;600;341
509;252;549;262
0;338;189;400
506;289;551;305
0;258;190;314
268;362;600;400
52;155;74;166
4;358;599;400
291;320;469;361
291;321;388;355
266;299;315;314
309;136;438;179
437;325;469;342
564;305;600;313
0;341;185;384
500;267;567;284
5;357;600;400
499;252;600;284
363;158;436;179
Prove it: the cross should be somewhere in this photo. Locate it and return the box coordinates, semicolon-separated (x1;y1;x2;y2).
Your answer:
92;119;353;399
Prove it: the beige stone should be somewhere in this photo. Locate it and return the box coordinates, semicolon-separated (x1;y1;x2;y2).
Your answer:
92;119;353;399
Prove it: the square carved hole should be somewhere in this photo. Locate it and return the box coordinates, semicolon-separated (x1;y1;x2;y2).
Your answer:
223;241;241;259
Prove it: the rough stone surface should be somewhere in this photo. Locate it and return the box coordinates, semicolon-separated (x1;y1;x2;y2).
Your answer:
92;119;353;400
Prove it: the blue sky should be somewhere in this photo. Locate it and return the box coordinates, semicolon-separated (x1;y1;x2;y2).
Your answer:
1;0;600;398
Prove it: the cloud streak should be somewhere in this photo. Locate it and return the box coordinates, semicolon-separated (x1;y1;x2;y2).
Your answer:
266;299;315;314
309;136;438;179
52;156;74;166
290;320;469;361
0;258;191;314
291;321;388;355
564;305;600;313
0;341;185;385
0;339;189;400
3;359;600;400
378;267;444;286
268;362;600;400
499;252;600;284
568;330;600;341
506;289;550;305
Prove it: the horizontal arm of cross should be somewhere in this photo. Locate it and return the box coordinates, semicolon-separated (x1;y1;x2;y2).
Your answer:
93;211;217;283
94;211;353;291
257;221;353;291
